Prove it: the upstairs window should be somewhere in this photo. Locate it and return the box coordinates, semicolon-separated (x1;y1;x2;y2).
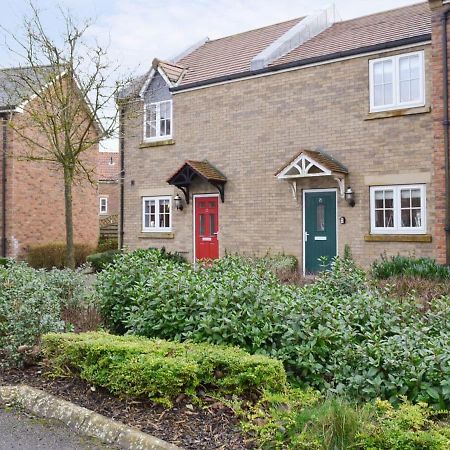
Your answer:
370;184;426;234
369;51;425;112
144;100;172;141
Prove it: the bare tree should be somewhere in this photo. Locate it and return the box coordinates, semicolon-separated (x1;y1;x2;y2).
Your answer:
2;3;127;268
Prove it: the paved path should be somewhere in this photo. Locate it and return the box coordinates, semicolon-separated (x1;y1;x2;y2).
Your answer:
0;407;110;450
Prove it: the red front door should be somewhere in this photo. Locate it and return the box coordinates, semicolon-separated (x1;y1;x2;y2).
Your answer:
195;196;219;260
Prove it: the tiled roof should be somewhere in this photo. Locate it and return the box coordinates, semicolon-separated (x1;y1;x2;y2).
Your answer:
275;149;348;176
272;3;431;66
177;17;303;85
98;152;120;181
153;59;186;84
167;160;227;184
0;65;56;109
176;2;430;88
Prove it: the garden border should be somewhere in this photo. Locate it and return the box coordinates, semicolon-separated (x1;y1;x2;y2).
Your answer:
0;385;182;450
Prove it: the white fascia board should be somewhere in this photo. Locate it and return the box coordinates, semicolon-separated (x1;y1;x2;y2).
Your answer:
138;68;155;98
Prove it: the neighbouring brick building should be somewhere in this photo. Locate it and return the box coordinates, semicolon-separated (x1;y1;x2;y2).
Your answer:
119;1;450;273
98;151;120;239
0;67;99;258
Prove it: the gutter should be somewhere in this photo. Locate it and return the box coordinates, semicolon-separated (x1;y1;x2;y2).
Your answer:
171;34;431;92
1;115;7;257
119;107;125;250
441;7;450;265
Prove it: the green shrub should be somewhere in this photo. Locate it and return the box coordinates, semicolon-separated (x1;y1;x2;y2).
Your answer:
0;257;8;267
96;238;118;253
0;262;93;367
372;255;450;280
27;243;94;269
87;249;122;272
42;332;286;405
240;391;450;450
95;250;450;407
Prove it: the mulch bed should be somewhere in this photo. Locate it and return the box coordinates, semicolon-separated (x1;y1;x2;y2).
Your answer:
0;365;253;450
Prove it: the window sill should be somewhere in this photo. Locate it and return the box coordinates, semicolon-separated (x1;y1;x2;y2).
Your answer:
140;139;175;148
139;232;174;239
364;106;431;121
364;234;432;243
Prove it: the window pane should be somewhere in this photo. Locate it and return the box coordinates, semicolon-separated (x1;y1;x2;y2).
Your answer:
383;60;393;83
401;189;411;208
384;190;394;208
400;80;410;103
316;203;325;231
373;62;383;85
399;57;410;81
409;55;420;79
209;214;215;236
411;189;421;207
374;85;383;106
374;191;384;208
410;78;420;101
199;214;205;236
401;209;411;227
384;83;393;104
375;210;384;228
412;209;422;227
385;209;394;227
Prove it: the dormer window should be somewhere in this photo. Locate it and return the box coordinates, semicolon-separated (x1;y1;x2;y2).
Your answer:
144;100;172;141
369;51;425;112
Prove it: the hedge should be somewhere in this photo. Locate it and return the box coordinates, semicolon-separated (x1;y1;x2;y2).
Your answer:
27;243;94;269
42;332;286;405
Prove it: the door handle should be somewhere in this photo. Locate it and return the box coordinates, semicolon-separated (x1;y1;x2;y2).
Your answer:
304;231;309;242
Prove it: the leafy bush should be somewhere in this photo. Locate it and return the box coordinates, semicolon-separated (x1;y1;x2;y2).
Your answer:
95;250;450;407
96;238;118;253
42;332;286;405
0;262;93;367
27;243;94;269
0;257;8;267
87;249;122;272
372;255;450;280
239;391;450;450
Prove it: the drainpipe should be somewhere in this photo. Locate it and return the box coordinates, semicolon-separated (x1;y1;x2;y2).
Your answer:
119;106;125;249
441;8;450;264
1;115;7;257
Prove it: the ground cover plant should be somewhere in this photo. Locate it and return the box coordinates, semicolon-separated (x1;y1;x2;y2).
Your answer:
95;249;450;409
42;332;286;406
372;254;450;280
0;261;97;367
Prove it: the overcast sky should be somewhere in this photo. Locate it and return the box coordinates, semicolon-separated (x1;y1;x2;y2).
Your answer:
0;0;424;150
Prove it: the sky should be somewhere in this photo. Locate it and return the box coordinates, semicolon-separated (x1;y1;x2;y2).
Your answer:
0;0;424;150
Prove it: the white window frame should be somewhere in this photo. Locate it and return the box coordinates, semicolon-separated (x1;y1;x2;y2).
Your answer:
369;51;425;112
370;184;426;235
143;100;173;142
142;196;172;232
99;197;108;214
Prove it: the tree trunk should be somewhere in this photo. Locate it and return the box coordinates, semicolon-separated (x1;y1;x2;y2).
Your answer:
64;168;75;269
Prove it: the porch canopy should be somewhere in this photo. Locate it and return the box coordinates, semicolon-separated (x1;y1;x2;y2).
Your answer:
275;149;348;199
167;160;227;203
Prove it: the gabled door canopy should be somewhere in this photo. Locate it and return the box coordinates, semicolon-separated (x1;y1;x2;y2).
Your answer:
275;149;348;200
167;160;227;204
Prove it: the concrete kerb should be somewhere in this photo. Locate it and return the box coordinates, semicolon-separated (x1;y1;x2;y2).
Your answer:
0;385;182;450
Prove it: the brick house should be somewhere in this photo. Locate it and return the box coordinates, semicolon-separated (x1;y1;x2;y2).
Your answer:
0;66;99;258
98;151;120;239
119;1;450;272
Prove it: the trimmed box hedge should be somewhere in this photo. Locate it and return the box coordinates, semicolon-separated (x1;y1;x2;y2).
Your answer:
42;332;286;404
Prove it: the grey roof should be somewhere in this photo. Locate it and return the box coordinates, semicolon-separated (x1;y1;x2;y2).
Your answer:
0;65;56;110
117;73;146;101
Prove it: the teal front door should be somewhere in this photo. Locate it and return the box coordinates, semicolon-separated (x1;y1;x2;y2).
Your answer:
304;190;337;274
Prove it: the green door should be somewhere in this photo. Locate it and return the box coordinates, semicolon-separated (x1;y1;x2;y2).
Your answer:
304;191;337;274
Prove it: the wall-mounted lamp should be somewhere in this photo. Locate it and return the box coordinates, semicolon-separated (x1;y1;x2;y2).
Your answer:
345;186;355;207
174;193;184;211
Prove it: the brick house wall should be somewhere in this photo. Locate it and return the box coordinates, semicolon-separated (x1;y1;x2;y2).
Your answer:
429;0;450;263
122;43;435;268
0;109;99;258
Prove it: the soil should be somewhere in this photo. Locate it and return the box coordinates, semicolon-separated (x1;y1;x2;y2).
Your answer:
0;365;253;450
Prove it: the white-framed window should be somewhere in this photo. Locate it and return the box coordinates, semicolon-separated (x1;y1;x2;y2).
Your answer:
370;184;426;234
143;100;172;141
142;196;172;232
369;51;425;112
99;197;108;214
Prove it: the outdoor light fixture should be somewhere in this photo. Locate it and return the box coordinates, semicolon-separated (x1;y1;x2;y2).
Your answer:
174;193;184;211
345;186;355;207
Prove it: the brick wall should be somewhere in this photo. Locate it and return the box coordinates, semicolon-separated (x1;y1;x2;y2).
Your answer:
99;181;119;217
429;0;450;263
5;110;99;258
122;44;435;268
